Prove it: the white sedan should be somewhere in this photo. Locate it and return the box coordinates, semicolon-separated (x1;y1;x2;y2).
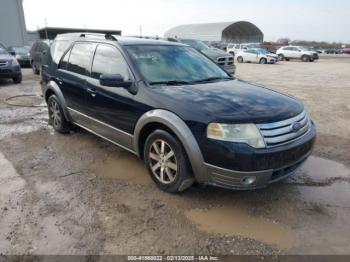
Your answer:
236;48;278;64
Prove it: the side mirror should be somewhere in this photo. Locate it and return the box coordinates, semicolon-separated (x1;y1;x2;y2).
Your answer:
99;74;133;88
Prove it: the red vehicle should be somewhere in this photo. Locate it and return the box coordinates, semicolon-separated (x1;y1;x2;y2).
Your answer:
343;48;350;54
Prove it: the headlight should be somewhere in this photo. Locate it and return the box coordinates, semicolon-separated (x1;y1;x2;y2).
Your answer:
207;123;266;148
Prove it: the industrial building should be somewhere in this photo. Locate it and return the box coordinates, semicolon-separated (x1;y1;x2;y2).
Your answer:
165;21;264;43
0;0;27;47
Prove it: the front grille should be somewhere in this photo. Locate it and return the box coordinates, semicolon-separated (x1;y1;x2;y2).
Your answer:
0;69;12;73
257;110;311;147
0;60;9;67
216;56;234;66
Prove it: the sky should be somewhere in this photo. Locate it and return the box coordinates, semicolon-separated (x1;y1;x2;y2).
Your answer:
22;0;350;43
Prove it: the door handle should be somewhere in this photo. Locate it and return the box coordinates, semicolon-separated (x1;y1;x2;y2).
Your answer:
56;77;63;85
87;88;97;97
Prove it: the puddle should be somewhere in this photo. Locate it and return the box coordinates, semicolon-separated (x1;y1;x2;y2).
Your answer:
185;206;295;249
298;156;350;182
93;155;152;185
298;181;350;207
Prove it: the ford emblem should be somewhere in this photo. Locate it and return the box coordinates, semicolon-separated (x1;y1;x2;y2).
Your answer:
291;122;302;132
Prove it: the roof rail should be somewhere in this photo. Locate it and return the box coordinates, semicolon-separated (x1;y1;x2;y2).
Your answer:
79;33;118;41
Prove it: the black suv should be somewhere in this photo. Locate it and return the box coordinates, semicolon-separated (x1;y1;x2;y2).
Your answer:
41;33;316;192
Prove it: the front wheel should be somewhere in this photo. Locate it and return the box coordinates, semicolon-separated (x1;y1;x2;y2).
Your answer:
12;75;22;84
237;56;244;63
259;58;267;64
144;130;194;193
301;55;310;62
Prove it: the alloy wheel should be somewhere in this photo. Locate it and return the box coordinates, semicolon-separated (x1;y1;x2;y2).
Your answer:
149;139;178;184
49;99;62;129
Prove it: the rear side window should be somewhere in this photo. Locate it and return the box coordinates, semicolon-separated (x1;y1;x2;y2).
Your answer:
58;49;71;69
67;43;94;76
91;45;131;80
51;40;70;64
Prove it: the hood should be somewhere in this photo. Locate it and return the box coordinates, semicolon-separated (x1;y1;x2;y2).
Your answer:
267;53;278;58
0;53;13;60
147;79;303;124
201;48;231;59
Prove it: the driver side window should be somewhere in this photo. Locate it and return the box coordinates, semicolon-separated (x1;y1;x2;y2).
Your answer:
91;45;131;80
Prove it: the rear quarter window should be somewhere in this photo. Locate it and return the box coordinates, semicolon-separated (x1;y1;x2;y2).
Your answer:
51;40;71;64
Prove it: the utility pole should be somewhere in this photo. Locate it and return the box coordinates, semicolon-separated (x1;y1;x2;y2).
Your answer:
44;18;48;39
139;25;142;36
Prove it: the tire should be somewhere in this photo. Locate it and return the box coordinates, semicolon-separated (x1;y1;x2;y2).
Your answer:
12;74;22;84
259;58;267;64
237;56;243;63
32;62;40;75
144;130;194;193
278;54;285;61
301;55;310;62
47;95;70;133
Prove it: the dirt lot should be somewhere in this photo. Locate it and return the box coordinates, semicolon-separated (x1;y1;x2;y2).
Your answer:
0;57;350;255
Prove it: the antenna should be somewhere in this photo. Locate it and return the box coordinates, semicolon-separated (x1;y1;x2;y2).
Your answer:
139;25;142;36
44;18;48;39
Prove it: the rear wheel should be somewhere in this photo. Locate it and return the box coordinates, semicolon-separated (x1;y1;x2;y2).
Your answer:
47;95;70;133
259;58;267;64
237;56;243;63
144;130;194;193
278;54;285;61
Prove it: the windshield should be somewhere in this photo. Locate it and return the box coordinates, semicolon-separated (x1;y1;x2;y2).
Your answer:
255;48;270;54
125;45;229;85
0;46;8;55
13;47;30;55
180;39;209;51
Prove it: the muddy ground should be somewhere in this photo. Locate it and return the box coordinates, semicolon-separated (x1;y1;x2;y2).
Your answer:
0;57;349;255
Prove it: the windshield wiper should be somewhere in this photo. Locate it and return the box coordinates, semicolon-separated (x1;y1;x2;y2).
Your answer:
149;80;191;86
192;76;233;84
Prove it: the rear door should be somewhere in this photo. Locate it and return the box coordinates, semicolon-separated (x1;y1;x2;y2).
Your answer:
55;42;95;114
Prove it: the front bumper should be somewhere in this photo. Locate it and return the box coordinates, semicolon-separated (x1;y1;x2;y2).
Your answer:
202;123;316;190
267;57;278;63
0;66;21;78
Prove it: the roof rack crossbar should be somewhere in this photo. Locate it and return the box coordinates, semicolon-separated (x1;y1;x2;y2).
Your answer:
79;33;117;41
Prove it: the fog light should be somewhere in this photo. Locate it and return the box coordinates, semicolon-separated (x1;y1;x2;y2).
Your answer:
241;176;256;185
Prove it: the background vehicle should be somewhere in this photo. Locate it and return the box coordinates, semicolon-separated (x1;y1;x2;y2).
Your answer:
7;46;31;67
226;43;260;56
0;43;22;83
29;39;51;74
343;48;350;54
42;33;316;193
178;39;235;74
236;48;278;64
276;46;318;62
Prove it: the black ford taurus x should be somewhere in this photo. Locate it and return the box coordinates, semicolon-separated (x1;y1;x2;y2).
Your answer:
41;33;316;192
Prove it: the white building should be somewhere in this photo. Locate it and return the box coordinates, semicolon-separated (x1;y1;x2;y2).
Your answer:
0;0;27;47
